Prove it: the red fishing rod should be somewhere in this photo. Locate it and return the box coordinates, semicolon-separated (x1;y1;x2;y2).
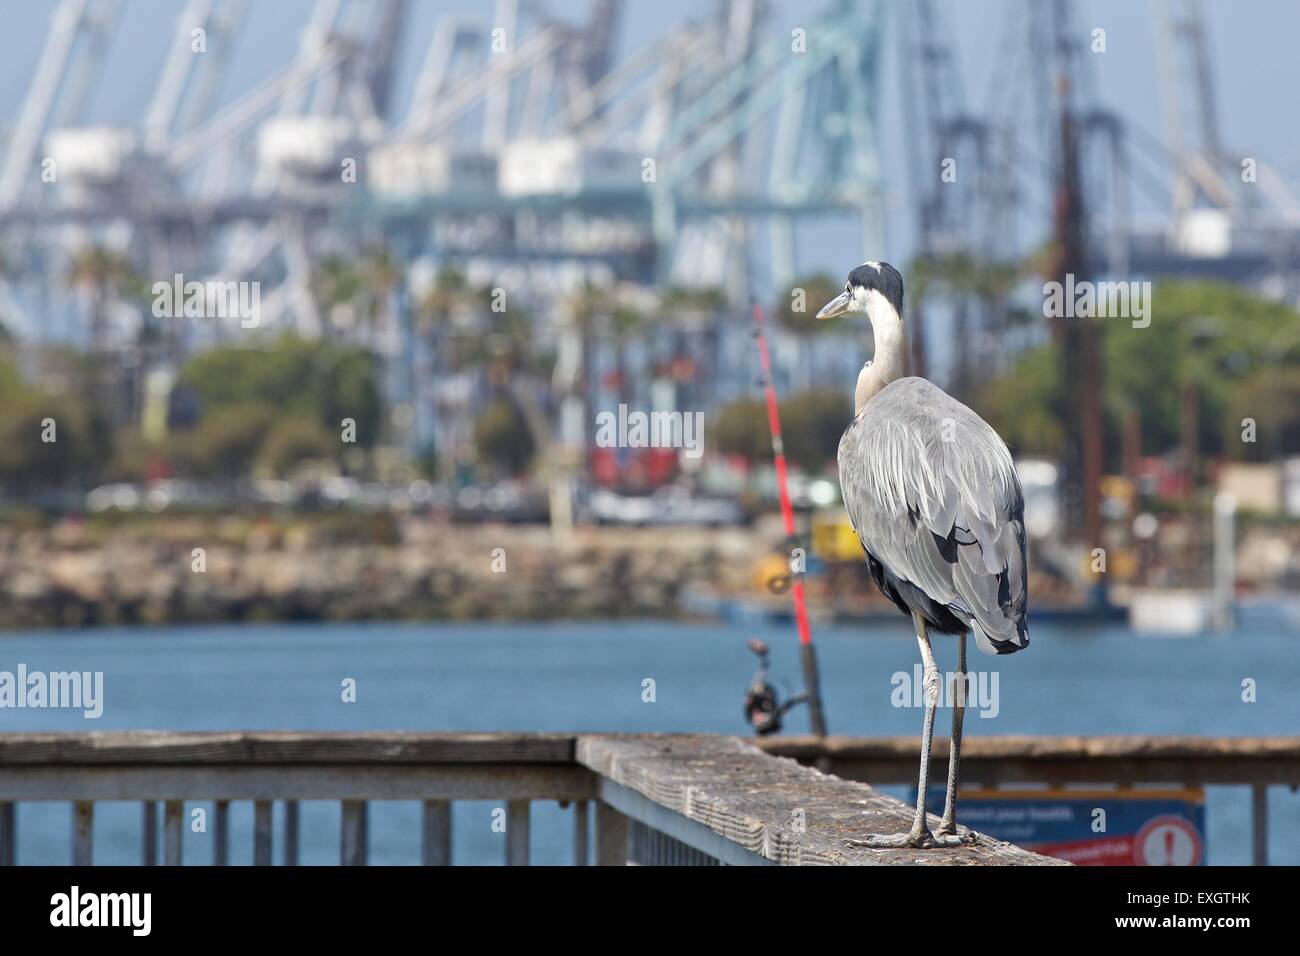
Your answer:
751;302;828;737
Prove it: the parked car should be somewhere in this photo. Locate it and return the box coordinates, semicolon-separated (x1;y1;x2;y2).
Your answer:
583;487;744;527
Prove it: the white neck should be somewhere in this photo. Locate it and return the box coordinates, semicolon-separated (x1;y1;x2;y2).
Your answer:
854;289;910;413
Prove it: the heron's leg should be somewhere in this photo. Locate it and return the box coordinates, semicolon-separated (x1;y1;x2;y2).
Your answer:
937;631;976;844
847;613;961;849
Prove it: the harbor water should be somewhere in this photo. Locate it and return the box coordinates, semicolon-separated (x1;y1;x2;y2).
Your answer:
0;619;1296;865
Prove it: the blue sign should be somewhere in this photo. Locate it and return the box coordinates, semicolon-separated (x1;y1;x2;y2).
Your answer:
918;787;1206;865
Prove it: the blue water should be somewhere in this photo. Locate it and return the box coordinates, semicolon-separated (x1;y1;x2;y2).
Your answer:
0;619;1296;865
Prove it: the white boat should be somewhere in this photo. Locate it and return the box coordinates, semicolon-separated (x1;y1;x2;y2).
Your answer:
1128;589;1232;636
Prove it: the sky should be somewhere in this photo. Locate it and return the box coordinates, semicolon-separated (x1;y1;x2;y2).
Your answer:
1;0;1297;276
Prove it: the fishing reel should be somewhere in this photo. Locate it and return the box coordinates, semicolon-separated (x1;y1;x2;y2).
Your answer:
742;638;810;736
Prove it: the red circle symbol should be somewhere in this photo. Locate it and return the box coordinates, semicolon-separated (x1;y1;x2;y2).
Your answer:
1134;815;1202;866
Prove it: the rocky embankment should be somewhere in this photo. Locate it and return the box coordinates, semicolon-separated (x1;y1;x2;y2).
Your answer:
0;517;766;629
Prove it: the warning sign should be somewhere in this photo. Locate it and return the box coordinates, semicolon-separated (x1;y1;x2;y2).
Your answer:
1134;815;1203;866
921;787;1206;865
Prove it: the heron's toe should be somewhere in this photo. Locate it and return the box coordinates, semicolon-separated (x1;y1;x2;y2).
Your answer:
929;830;978;847
845;829;933;850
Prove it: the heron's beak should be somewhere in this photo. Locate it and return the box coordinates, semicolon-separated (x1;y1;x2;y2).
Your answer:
816;291;851;320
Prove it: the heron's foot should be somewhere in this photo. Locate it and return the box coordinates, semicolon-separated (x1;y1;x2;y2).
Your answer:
935;823;979;846
846;826;975;849
845;830;929;849
843;827;940;849
935;816;977;842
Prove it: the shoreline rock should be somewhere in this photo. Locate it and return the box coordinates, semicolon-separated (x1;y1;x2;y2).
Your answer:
0;519;770;630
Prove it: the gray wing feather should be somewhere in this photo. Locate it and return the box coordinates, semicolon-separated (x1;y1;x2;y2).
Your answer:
838;377;1029;654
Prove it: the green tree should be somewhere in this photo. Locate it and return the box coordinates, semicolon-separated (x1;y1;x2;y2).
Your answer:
972;345;1066;458
972;279;1300;466
312;256;363;339
773;274;840;389
1101;281;1300;462
661;286;726;313
911;253;1022;388
1222;367;1300;460
416;267;485;372
313;245;403;343
773;273;840;339
172;404;274;481
711;391;850;472
259;416;337;477
106;427;165;484
0;347;30;400
473;397;535;476
712;398;771;464
178;336;382;457
0;394;99;493
319;348;383;451
66;246;141;352
778;391;853;472
33;347;114;465
417;268;489;477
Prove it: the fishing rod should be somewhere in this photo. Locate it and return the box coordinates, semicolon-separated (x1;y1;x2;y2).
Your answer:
748;301;828;738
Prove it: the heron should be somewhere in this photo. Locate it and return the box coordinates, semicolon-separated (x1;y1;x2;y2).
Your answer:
817;261;1029;849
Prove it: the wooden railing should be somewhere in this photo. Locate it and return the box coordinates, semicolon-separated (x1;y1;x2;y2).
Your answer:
0;732;1058;866
14;733;1284;865
758;735;1300;866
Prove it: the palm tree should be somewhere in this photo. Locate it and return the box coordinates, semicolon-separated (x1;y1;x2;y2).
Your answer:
311;256;363;341
416;267;484;479
416;267;478;369
484;304;553;478
422;277;556;482
911;252;1024;393
66;246;144;423
611;304;643;404
773;273;840;390
561;283;651;430
657;285;726;409
312;245;402;348
357;244;403;351
561;282;612;425
66;245;138;354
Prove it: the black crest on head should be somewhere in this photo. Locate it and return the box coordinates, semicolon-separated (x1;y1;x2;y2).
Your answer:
847;261;904;315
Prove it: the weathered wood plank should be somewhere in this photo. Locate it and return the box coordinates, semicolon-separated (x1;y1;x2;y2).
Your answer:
572;800;589;866
758;735;1300;786
578;734;1063;866
163;800;183;866
341;800;367;866
0;765;593;802
0;802;15;866
254;800;272;866
213;800;229;866
72;801;93;866
1252;783;1268;867
284;800;300;866
8;731;1279;867
599;778;772;866
594;801;628;866
0;732;576;766
628;817;721;866
141;801;157;866
505;800;530;866
5;732;1290;781
421;800;451;866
